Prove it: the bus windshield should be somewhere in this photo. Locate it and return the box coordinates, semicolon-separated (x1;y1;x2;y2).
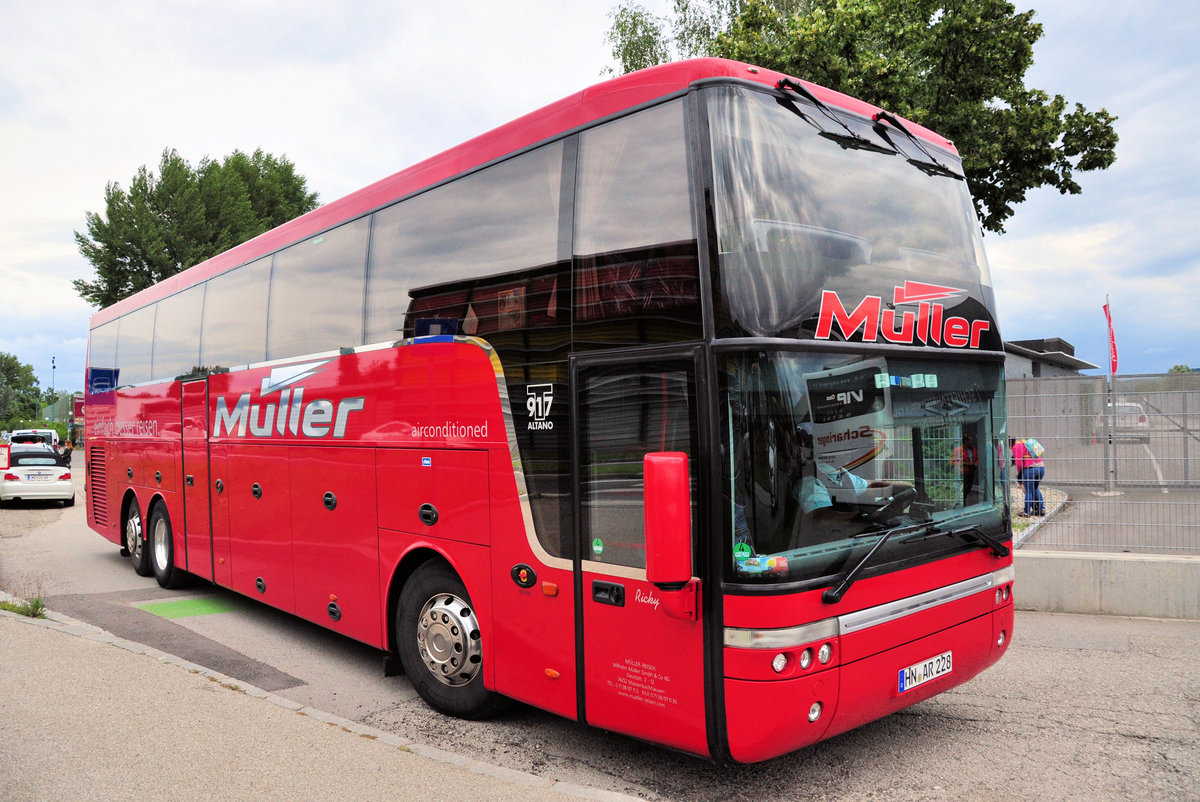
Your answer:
707;84;995;340
720;350;1007;585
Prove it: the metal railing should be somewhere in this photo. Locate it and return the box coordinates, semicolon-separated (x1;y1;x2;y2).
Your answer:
1007;372;1200;554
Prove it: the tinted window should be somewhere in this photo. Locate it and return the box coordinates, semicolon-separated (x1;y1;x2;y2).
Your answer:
573;100;701;346
364;142;563;343
152;284;204;380
115;304;156;386
268;217;370;359
201;257;271;369
12;453;65;467
707;85;994;341
87;322;119;394
574;100;694;256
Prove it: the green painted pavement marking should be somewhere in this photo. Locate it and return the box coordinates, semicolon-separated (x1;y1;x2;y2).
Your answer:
137;596;249;619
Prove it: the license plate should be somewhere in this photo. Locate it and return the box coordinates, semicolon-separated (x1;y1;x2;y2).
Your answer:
27;474;52;482
898;650;952;694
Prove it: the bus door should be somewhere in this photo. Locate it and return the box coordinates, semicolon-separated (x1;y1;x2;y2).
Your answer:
573;351;709;757
180;379;213;581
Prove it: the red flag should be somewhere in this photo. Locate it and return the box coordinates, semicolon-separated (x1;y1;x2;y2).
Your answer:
1103;302;1118;376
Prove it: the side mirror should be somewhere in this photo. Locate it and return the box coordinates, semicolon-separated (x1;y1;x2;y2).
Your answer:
644;452;692;588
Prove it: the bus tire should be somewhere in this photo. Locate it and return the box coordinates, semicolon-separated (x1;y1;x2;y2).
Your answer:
125;498;152;577
396;561;508;720
149;503;185;589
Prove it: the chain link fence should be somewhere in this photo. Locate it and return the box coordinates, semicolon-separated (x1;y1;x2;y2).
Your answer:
1007;372;1200;554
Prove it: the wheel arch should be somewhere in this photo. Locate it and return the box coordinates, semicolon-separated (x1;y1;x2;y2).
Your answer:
385;546;455;654
121;488;141;525
147;492;170;518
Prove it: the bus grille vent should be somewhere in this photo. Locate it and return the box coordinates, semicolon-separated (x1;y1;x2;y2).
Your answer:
88;446;108;527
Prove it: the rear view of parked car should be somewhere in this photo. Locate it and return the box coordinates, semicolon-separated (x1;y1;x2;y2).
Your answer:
9;428;59;448
1;443;74;506
1093;401;1151;443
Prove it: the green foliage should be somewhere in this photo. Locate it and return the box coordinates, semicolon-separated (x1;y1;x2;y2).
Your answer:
0;597;47;619
1169;364;1193;374
73;148;319;309
603;0;1118;233
604;3;672;75
0;353;42;430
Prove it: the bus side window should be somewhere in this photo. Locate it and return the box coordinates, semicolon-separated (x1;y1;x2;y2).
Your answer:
201;256;271;370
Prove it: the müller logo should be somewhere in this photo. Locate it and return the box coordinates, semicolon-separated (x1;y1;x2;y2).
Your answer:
213;360;365;439
815;281;991;348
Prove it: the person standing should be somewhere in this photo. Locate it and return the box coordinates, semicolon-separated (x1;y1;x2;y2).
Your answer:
951;434;979;505
1012;437;1046;516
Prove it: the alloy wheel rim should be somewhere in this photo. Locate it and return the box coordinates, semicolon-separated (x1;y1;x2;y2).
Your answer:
152;517;169;570
416;593;482;687
125;512;142;558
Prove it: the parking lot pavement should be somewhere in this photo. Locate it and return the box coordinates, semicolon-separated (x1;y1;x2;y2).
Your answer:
0;608;632;802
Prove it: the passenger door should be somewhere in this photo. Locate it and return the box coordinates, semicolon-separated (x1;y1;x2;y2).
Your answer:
573;350;709;757
181;379;213;581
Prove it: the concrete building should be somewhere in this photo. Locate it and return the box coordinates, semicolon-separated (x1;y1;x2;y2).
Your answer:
1004;338;1099;379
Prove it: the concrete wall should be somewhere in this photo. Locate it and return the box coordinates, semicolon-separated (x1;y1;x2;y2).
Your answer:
1015;551;1200;620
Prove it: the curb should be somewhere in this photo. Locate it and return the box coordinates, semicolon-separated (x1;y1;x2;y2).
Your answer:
0;592;641;802
1011;484;1067;549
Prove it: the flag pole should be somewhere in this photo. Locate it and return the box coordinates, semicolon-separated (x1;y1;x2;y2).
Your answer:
1103;295;1116;491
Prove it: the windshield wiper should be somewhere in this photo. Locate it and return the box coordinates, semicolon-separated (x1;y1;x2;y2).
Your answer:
822;521;935;605
777;78;896;156
872;110;964;181
888;521;1012;558
931;524;1011;558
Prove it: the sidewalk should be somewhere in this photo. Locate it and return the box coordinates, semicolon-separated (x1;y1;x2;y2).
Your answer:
0;609;628;802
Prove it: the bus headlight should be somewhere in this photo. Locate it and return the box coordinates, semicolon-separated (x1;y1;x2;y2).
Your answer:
808;702;823;722
799;648;813;669
771;653;788;673
818;643;833;665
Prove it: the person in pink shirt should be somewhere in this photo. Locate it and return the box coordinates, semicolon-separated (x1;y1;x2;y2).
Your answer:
1011;438;1046;516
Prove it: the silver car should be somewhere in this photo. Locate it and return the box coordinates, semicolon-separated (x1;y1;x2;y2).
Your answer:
1093;401;1151;444
1;443;75;506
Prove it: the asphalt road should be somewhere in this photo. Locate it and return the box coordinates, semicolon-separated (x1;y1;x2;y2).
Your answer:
1;465;1197;800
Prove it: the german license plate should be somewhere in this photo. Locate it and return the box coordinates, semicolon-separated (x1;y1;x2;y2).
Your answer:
27;474;52;482
898;650;952;694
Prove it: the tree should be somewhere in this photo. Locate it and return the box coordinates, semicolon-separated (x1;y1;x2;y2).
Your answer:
73;149;319;308
1169;365;1193;373
603;0;1118;233
0;353;42;429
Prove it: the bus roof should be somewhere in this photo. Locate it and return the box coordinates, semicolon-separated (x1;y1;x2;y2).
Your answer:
89;58;953;328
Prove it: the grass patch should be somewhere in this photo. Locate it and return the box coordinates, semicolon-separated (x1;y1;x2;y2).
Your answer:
0;596;47;618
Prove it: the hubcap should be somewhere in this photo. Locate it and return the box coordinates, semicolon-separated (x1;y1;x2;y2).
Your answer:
153;517;169;570
416;593;482;687
125;511;142;559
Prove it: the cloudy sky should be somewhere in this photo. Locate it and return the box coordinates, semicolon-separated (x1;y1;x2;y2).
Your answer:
1;1;1196;395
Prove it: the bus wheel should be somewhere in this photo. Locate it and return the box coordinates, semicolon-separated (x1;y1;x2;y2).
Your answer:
125;499;152;577
149;504;184;589
396;562;508;720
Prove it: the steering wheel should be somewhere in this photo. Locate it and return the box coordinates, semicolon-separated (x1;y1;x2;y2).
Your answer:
865;486;918;524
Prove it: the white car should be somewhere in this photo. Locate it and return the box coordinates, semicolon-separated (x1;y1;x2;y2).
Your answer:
1;443;75;506
9;428;59;448
1093;402;1151;444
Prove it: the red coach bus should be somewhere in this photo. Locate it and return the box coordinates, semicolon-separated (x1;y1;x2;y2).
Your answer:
84;59;1013;762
